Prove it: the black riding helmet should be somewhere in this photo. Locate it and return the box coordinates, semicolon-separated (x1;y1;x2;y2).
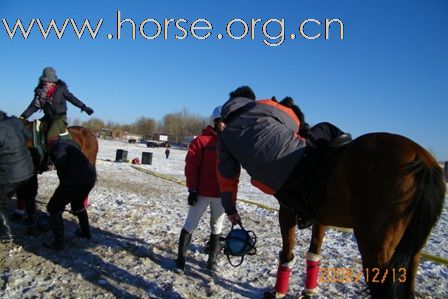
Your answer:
223;224;257;267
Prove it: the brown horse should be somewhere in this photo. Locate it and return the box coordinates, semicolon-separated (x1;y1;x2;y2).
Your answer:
65;125;99;167
269;133;445;299
22;120;98;168
18;121;98;211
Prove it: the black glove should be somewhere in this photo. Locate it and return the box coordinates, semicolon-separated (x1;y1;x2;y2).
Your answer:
187;191;198;206
82;106;94;115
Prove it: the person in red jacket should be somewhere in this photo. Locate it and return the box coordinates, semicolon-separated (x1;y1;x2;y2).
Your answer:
175;106;225;272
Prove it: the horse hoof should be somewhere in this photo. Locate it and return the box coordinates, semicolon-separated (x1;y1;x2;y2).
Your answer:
263;290;286;299
299;291;319;299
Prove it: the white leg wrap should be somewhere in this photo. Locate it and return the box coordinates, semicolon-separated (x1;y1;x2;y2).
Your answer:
278;251;297;267
305;251;322;262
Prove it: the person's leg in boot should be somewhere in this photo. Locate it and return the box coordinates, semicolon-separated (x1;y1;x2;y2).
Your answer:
17;175;39;235
44;188;68;250
75;209;91;239
70;187;93;239
207;199;225;270
44;211;65;250
176;228;192;270
0;212;13;243
176;197;209;271
0;183;19;242
206;233;221;270
9;198;26;223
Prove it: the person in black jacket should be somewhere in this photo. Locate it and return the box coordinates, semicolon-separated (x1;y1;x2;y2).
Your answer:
0;111;35;242
20;67;94;147
44;139;96;250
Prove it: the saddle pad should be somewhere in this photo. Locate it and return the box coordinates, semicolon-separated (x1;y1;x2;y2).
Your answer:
32;119;45;157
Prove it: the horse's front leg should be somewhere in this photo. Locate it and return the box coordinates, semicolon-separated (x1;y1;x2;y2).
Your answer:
302;224;325;298
265;203;298;298
279;203;297;262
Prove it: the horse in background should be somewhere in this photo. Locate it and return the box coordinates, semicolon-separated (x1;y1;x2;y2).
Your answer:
267;133;445;299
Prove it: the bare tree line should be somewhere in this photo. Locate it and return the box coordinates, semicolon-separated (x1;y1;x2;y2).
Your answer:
69;108;209;143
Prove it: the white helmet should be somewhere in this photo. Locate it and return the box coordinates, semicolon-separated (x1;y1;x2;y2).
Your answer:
210;105;222;122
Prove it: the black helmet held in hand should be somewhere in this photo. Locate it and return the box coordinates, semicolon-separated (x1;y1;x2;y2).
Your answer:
223;223;257;267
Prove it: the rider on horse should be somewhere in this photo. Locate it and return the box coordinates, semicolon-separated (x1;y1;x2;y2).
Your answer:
216;86;346;229
20;67;94;149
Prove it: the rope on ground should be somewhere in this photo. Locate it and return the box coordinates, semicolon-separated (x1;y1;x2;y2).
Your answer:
129;164;448;266
421;252;448;265
130;165;186;185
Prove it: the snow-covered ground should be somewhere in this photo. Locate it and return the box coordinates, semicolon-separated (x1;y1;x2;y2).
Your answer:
1;139;446;298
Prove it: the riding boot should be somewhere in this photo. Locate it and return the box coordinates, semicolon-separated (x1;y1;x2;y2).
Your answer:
176;228;192;271
44;212;64;250
0;212;13;243
26;212;38;235
9;210;25;223
75;209;91;239
25;197;38;235
206;233;221;271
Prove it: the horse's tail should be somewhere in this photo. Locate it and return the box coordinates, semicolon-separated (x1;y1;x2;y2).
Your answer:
372;156;445;298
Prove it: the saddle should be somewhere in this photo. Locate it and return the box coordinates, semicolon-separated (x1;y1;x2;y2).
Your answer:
327;133;353;149
32;119;72;172
32;120;46;160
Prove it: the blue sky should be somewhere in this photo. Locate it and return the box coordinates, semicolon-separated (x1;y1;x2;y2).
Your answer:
1;0;447;160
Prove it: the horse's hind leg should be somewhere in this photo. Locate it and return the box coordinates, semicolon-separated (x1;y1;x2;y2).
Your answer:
354;223;410;299
405;252;420;298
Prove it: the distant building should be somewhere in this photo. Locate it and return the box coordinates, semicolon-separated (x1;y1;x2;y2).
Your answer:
153;133;169;142
123;133;142;141
98;128;112;139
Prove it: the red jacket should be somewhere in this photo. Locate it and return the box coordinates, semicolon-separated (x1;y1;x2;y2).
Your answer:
185;126;220;197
